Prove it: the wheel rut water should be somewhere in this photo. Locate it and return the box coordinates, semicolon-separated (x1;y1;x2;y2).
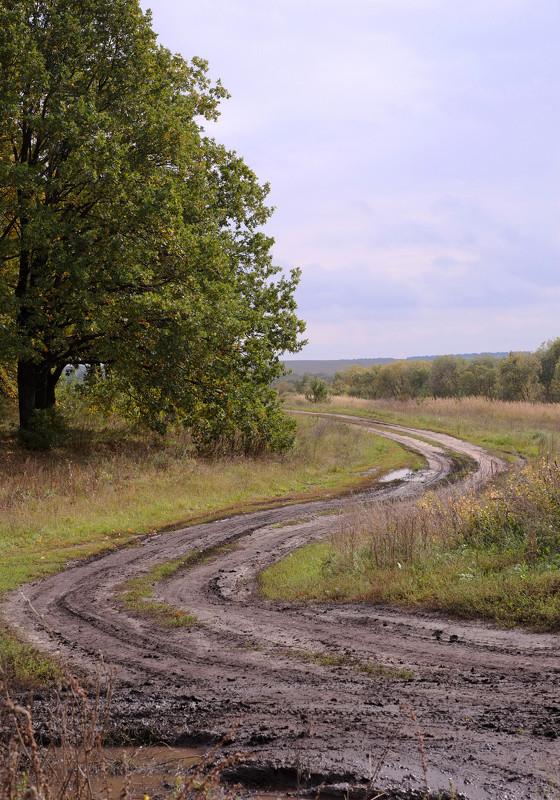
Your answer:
4;414;558;800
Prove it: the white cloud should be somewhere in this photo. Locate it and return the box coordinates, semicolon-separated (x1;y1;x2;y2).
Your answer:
143;0;560;358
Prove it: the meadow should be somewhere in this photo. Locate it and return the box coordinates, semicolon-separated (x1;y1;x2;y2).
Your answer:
287;394;560;459
262;395;560;629
2;394;559;800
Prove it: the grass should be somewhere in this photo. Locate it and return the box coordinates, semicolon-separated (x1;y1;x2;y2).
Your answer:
0;412;420;684
260;456;560;630
0;625;61;688
288;647;414;680
287;394;560;460
117;544;237;627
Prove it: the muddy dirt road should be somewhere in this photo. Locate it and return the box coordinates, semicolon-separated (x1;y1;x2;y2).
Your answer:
4;414;559;799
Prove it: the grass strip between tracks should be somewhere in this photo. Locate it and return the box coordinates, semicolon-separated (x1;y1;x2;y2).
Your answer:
287;647;415;681
117;543;238;627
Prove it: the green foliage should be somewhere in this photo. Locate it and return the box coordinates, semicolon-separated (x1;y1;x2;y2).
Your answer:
191;389;297;456
17;407;68;450
304;376;329;404
538;338;560;400
428;355;462;398
294;373;330;404
458;356;498;398
459;459;560;562
0;0;304;452
294;373;311;393
497;351;541;401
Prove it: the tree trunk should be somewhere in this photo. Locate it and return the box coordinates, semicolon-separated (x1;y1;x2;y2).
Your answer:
17;361;37;429
17;360;63;428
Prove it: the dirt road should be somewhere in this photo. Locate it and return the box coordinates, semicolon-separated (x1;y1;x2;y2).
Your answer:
4;414;559;799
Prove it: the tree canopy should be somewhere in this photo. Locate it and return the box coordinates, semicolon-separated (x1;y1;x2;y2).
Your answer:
0;0;305;451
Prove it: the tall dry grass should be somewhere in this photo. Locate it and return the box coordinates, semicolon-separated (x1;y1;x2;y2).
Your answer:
1;670;112;800
288;394;560;459
262;458;560;629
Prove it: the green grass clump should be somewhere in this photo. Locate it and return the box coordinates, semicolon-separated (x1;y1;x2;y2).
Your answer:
118;554;200;628
0;628;61;687
288;648;414;680
118;544;237;627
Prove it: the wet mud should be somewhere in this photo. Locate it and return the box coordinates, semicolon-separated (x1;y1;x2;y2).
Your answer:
4;414;559;800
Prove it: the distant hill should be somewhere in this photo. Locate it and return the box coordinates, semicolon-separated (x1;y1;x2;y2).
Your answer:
282;353;510;378
406;352;508;362
281;358;395;377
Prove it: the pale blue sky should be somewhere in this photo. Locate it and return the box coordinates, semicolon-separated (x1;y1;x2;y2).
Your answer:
141;0;560;359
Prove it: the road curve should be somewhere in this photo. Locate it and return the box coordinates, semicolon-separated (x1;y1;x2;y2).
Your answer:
4;414;558;800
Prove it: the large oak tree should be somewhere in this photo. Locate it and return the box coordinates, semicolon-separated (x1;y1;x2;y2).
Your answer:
0;0;304;451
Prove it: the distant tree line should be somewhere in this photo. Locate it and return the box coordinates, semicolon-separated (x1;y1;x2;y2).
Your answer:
280;340;560;403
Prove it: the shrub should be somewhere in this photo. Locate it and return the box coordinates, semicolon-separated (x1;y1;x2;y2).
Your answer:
18;408;68;451
305;377;329;404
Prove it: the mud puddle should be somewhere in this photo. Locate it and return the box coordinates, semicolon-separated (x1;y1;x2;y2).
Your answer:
378;467;425;483
91;745;201;799
89;746;300;800
92;746;302;800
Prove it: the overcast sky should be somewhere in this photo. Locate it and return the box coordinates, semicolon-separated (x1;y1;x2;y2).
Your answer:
141;0;560;359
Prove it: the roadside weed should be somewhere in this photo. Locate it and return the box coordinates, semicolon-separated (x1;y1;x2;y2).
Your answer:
262;458;560;629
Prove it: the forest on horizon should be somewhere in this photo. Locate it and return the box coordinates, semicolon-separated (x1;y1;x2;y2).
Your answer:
279;340;560;403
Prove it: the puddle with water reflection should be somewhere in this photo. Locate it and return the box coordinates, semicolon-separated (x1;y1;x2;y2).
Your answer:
86;746;294;800
91;745;201;799
378;467;425;483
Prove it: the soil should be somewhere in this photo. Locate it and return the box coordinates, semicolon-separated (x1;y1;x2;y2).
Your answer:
3;414;559;800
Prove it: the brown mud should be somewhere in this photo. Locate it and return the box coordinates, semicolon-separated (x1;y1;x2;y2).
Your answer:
3;414;559;800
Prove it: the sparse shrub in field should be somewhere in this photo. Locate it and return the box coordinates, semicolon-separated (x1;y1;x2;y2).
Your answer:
304;376;329;404
420;458;560;564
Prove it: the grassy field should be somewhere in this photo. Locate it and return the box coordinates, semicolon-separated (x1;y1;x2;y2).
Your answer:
2;396;558;797
263;396;560;630
287;394;560;460
0;412;421;685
